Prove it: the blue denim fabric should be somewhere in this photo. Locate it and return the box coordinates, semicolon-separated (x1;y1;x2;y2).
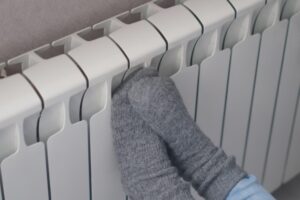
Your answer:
226;175;275;200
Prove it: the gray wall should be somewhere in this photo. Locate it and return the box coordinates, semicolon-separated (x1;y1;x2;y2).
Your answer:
0;0;150;63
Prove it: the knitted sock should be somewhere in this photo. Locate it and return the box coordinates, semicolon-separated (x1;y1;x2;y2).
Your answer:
111;68;195;200
128;70;247;200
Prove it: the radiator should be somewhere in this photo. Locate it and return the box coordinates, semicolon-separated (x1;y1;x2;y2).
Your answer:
0;0;299;199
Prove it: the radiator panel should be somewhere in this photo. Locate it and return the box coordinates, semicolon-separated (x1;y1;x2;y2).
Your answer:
0;75;48;200
89;100;126;200
222;35;260;166
68;37;128;199
1;143;49;200
244;20;288;183
196;50;230;146
284;90;300;183
172;64;199;118
23;55;90;199
264;12;300;192
47;122;90;200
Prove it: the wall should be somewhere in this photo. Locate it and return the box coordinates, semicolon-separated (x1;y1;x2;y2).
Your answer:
0;0;150;63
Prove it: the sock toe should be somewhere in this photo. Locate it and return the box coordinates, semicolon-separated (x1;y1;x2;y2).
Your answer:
128;76;187;123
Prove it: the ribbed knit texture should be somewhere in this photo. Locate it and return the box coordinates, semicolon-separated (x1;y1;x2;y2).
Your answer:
112;68;195;200
128;68;247;200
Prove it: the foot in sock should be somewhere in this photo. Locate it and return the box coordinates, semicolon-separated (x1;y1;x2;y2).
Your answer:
111;68;195;200
128;70;247;200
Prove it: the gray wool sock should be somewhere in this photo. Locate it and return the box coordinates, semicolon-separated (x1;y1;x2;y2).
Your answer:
128;72;247;200
111;68;195;200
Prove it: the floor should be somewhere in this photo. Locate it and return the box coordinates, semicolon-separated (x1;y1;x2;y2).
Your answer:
273;174;300;200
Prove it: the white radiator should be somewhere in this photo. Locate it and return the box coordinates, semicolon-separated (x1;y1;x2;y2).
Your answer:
0;0;299;199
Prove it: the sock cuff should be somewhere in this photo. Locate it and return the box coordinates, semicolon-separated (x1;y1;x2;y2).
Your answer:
202;159;247;200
